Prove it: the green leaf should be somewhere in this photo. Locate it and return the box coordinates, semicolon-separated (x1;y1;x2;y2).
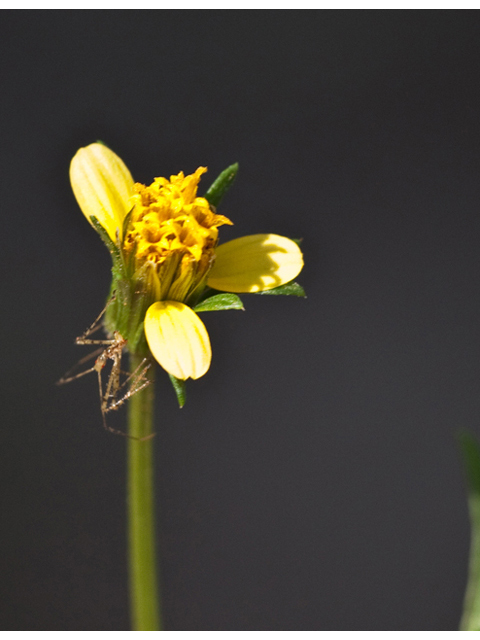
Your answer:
204;163;239;208
291;238;303;246
458;431;480;630
255;281;306;297
459;431;480;497
193;293;244;312
169;373;186;408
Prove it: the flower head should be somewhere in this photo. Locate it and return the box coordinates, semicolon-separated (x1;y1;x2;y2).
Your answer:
70;143;304;393
125;167;233;303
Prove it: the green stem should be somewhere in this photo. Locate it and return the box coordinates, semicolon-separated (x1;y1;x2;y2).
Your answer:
127;353;162;631
460;494;480;630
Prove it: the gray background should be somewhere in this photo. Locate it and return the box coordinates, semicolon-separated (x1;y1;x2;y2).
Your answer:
1;10;479;630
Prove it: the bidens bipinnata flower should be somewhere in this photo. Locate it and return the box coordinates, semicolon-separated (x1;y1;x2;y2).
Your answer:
70;143;304;393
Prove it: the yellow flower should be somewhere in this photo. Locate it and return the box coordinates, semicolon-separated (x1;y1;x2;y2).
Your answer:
70;143;304;381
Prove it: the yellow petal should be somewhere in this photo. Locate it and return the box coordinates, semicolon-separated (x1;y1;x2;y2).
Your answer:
70;142;134;242
207;234;304;293
144;301;211;380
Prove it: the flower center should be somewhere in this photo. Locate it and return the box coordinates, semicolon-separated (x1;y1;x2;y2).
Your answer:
124;167;233;302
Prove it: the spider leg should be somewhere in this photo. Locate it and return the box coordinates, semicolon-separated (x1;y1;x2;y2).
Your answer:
104;360;152;415
56;347;105;385
76;293;117;342
76;337;115;346
102;353;121;406
116;358;151;393
105;377;151;413
60;292;154;441
97;367;154;441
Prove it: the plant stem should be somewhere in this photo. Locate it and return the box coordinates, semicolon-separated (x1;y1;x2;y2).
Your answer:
127;353;161;631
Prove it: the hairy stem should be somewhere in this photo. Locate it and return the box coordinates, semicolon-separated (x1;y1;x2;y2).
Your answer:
127;354;161;630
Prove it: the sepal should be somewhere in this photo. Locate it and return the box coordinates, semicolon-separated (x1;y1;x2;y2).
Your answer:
90;215;123;278
104;263;160;356
130;320;148;355
122;206;135;243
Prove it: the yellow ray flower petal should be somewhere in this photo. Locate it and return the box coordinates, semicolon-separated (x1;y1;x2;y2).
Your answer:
70;142;134;242
144;301;211;380
207;234;304;293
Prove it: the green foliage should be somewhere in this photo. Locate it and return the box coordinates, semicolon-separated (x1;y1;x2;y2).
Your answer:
255;281;306;297
193;293;244;312
459;431;480;496
204;163;239;208
458;431;480;630
169;374;186;408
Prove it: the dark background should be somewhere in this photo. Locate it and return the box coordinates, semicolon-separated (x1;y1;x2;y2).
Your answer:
1;10;480;630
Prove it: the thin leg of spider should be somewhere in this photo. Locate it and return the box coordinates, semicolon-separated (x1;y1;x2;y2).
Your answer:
75;293;117;344
102;356;151;414
96;363;155;442
102;350;122;405
57;294;119;384
105;359;152;413
56;347;105;385
57;293;153;440
112;358;152;399
57;333;123;385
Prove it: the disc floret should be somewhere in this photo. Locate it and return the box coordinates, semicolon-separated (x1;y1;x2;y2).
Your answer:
124;167;233;303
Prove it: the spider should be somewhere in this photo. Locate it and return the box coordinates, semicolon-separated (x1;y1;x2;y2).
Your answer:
57;297;154;441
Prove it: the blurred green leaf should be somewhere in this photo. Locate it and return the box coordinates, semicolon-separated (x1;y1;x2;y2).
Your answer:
458;431;480;630
459;431;480;496
256;281;306;297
